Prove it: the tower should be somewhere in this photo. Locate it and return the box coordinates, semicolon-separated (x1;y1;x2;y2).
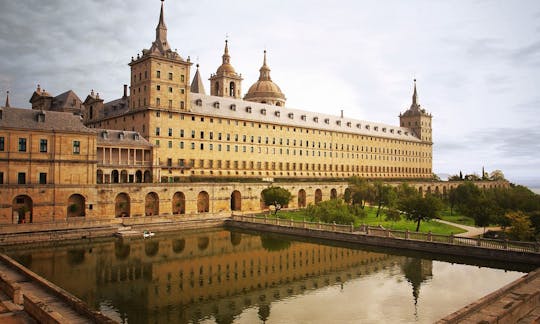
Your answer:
400;80;432;142
209;40;243;98
190;64;206;94
128;0;191;112
244;50;286;106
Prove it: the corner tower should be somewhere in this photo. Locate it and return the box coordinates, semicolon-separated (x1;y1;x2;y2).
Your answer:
209;40;243;98
400;80;432;142
128;0;192;111
244;50;286;106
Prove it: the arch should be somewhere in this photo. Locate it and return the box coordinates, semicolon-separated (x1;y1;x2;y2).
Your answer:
120;170;128;183
143;170;152;183
426;186;432;195
115;193;130;217
229;81;236;97
330;188;338;199
230;190;241;211
111;170;119;183
197;237;209;250
144;241;159;257
298;189;306;208
315;189;323;204
172;239;185;253
145;192;159;216
197;191;210;213
12;195;33;224
96;169;104;184
442;186;448;196
230;232;242;246
435;186;440;196
135;170;143;183
172;192;186;215
67;194;85;217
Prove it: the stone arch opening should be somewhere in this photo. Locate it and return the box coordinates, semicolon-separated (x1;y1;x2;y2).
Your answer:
143;170;152;183
197;191;210;213
67;194;85;217
96;169;104;184
229;81;236;97
120;170;128;183
115;193;130;217
330;188;338;199
145;241;159;257
145;192;159;216
315;189;322;204
111;170;119;183
135;170;143;183
172;192;186;215
230;190;241;211
12;195;33;224
298;189;307;208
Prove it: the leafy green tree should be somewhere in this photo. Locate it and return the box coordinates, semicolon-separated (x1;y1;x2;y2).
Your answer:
348;177;375;209
462;195;496;231
506;211;533;241
448;174;462;181
305;199;356;225
489;170;506;181
464;173;481;181
261;187;292;216
385;208;402;223
373;181;397;218
399;194;443;232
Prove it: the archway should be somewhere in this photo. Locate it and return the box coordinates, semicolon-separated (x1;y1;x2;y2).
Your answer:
197;191;210;213
135;170;143;183
229;81;236;97
96;169;104;184
115;193;130;217
120;170;128;183
145;192;159;216
143;170;152;183
172;192;186;215
315;189;322;204
67;194;85;217
298;189;306;208
230;190;241;211
330;188;338;199
111;170;119;183
12;195;33;224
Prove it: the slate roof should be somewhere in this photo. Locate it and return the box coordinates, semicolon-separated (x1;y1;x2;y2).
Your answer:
0;107;93;133
94;129;153;148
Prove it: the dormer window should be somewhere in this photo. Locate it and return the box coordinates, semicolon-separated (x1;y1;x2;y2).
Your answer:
245;106;252;113
301;115;306;121
382;128;386;132
275;111;280;117
356;123;361;128
260;108;266;115
288;113;294;119
390;129;394;133
397;130;402;135
365;125;370;130
313;117;319;123
346;122;352;127
336;120;341;126
119;132;125;140
102;131;108;139
374;126;379;131
324;118;330;124
195;99;202;106
37;111;45;122
230;104;236;111
213;101;220;109
405;131;409;135
133;133;140;140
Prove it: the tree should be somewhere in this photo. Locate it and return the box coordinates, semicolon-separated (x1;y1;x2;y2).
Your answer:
399;194;443;232
459;170;463;180
373;181;397;218
464;173;481;181
305;199;357;225
462;195;495;231
506;211;533;241
448;174;462;181
348;177;375;209
261;187;292;216
489;170;506;181
385;208;402;223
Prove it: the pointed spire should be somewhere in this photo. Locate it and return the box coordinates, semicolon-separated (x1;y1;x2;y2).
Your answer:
154;0;170;53
259;50;271;81
5;91;10;108
191;64;206;95
412;79;419;107
222;40;230;64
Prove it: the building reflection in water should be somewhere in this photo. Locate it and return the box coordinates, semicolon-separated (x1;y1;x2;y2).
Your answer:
11;228;430;323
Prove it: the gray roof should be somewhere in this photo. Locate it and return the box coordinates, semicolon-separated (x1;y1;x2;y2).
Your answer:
0;107;93;133
53;90;83;112
93;129;153;148
190;93;421;142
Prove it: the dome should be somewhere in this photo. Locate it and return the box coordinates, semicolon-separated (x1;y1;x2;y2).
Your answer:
216;63;236;74
244;50;286;106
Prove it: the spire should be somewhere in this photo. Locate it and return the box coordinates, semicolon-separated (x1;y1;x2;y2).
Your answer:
411;79;419;108
259;50;271;81
222;40;230;64
191;64;206;95
154;0;170;54
4;91;10;108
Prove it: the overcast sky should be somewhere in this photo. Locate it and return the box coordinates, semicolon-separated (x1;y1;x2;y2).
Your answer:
1;0;539;185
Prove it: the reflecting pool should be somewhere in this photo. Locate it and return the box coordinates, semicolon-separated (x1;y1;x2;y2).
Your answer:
6;228;533;324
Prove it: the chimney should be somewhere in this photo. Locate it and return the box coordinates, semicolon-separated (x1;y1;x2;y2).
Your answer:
340;110;344;118
123;84;128;98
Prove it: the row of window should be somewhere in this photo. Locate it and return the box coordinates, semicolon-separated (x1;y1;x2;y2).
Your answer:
0;137;80;154
132;70;185;82
0;172;47;185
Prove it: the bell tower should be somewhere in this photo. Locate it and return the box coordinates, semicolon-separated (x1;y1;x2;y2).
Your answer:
209;40;243;98
128;0;192;111
400;80;432;142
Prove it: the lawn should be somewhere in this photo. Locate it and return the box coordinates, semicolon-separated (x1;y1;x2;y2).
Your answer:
438;209;476;226
259;207;467;235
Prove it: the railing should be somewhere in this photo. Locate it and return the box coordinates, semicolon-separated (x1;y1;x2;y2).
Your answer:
231;215;540;254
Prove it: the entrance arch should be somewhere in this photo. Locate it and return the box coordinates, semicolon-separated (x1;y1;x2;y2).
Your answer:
315;189;322;204
145;192;159;216
330;188;338;199
197;191;210;213
12;195;33;224
143;170;152;183
298;189;306;208
230;190;241;211
120;170;128;183
67;194;85;217
115;193;130;217
135;170;143;183
111;170;119;183
172;192;186;215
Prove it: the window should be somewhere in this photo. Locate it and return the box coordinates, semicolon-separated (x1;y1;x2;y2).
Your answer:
156;98;160;106
0;137;4;151
157;85;161;91
156;71;161;78
168;141;172;148
180;141;184;149
73;141;80;154
156;127;161;136
156;111;161;117
168;100;172;108
191;143;195;149
168;128;173;136
191;130;195;139
18;172;26;184
169;87;173;93
39;173;47;184
18;138;27;152
168;72;173;80
0;172;3;184
180;129;184;137
181;75;185;82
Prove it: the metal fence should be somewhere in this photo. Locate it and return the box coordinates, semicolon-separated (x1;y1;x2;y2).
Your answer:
231;215;540;254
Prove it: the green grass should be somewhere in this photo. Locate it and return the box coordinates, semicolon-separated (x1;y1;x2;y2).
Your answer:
260;207;467;235
438;209;476;226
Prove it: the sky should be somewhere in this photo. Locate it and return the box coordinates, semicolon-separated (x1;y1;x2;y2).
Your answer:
0;0;539;186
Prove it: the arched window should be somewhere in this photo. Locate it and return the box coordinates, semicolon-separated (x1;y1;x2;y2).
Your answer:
229;82;236;97
145;192;159;216
115;193;130;217
230;190;241;211
67;194;85;217
215;82;220;95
